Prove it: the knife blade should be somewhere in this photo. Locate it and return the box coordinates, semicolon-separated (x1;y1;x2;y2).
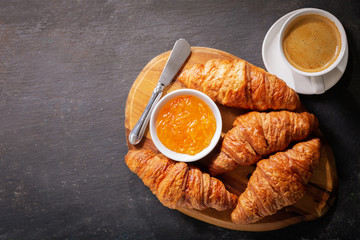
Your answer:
128;38;191;145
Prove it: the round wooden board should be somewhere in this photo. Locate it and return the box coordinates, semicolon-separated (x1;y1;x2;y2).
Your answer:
124;47;338;231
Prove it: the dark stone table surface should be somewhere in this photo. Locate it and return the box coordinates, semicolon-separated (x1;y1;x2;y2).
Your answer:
0;1;359;239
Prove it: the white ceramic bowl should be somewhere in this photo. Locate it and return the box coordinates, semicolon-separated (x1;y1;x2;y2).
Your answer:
149;89;222;162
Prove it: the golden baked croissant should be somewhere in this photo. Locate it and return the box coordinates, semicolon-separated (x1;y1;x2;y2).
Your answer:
231;138;321;224
178;59;301;111
125;149;238;211
208;111;318;176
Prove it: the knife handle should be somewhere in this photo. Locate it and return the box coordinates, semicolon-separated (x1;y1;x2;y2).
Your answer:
128;82;164;145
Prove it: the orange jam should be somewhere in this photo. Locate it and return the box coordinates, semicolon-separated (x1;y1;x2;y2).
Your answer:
156;95;216;155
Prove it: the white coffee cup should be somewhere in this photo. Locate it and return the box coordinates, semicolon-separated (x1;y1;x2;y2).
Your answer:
279;8;347;94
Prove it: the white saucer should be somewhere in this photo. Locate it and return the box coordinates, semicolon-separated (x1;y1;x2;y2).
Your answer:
262;9;349;95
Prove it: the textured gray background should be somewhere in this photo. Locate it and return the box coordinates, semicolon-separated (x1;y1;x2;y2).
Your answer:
0;0;359;239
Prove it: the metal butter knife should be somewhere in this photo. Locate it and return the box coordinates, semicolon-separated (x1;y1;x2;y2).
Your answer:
128;38;191;145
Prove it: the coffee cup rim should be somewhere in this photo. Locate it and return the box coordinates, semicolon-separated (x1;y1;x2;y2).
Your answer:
279;8;347;77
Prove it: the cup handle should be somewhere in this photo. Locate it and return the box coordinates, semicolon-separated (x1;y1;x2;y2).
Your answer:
310;75;325;94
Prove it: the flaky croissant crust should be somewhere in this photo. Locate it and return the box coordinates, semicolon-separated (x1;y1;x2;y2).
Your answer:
178;59;301;111
125;149;238;211
208;111;319;176
231;138;321;224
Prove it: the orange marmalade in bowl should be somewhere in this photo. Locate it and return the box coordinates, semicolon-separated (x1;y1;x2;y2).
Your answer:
156;95;216;155
150;89;222;162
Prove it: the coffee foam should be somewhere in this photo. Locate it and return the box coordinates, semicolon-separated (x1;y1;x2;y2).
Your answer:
282;14;341;73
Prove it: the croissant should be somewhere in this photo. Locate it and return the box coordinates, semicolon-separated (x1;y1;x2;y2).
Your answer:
231;138;321;224
125;149;238;211
208;111;318;176
178;59;301;111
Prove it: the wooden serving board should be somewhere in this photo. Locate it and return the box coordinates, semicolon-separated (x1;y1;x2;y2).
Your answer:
124;47;338;231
